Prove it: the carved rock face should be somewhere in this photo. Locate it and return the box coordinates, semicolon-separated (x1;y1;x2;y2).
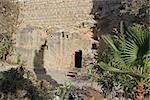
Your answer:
14;0;97;71
0;0;19;33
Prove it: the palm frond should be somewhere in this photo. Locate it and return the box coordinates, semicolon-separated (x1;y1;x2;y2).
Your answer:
121;39;139;65
121;25;149;66
98;62;147;79
98;62;127;73
100;23;149;81
101;35;119;53
101;35;126;67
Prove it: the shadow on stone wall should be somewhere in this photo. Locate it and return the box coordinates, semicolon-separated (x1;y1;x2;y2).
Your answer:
90;0;123;55
90;0;146;38
33;40;59;87
91;0;149;56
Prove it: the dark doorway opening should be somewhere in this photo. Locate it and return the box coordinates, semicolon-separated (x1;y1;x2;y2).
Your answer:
75;50;82;68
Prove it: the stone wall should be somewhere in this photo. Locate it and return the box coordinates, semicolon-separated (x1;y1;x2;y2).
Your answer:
45;31;95;71
18;0;94;29
13;0;123;71
14;0;96;71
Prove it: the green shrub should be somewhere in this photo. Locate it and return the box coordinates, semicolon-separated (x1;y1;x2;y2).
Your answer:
91;22;150;99
0;0;20;60
55;82;73;100
0;67;53;100
0;33;12;60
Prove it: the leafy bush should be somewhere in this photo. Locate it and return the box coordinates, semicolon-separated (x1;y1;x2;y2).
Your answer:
91;22;150;99
0;67;53;100
55;82;91;100
0;33;13;60
121;0;149;25
121;0;149;16
55;82;74;100
0;0;20;60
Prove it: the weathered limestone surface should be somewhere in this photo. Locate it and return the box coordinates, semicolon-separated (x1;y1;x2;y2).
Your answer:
45;31;94;71
15;25;47;66
4;0;123;84
19;0;93;28
14;0;122;72
14;0;96;71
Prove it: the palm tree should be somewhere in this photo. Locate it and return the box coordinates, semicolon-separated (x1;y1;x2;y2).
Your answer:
98;22;150;100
